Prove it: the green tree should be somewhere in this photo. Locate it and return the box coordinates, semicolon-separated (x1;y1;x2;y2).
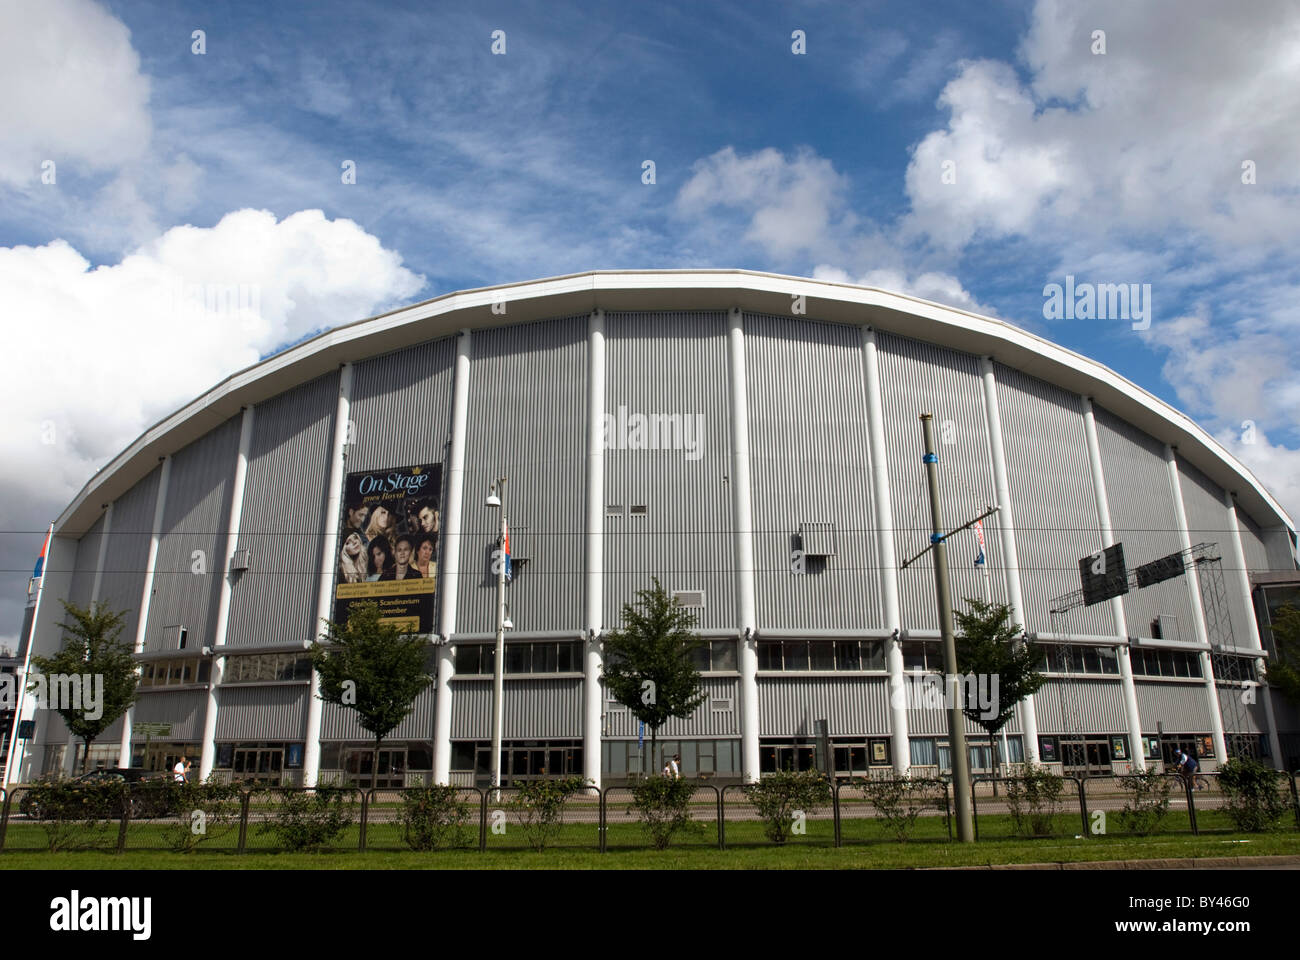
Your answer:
311;602;432;789
28;601;139;775
954;598;1045;779
1262;603;1300;707
601;578;707;775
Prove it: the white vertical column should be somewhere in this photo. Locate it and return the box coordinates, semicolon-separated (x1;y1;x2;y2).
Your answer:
434;330;472;784
303;364;353;788
67;502;114;774
863;328;910;775
200;406;254;781
727;308;760;782
1164;446;1227;763
1223;490;1283;764
1080;397;1146;771
118;456;171;767
979;358;1040;764
583;310;605;789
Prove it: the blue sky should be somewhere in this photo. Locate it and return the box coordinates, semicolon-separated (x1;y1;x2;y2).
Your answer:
1;0;1298;643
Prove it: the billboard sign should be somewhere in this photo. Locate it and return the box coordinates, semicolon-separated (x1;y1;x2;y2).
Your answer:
333;463;442;634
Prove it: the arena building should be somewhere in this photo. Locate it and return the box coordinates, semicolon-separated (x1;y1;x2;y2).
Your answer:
12;270;1300;787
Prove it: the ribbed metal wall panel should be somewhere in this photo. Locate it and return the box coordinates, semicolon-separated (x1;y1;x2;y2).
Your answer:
1217;686;1265;734
1033;679;1127;732
144;417;240;654
1133;681;1214;732
457;317;587;633
1237;507;1291;573
1263;528;1296;571
68;514;105;610
130;690;206;741
1092;405;1195;636
226;372;339;647
745;314;882;630
905;700;1024;736
321;685;437;741
603;676;740;738
757;676;892;737
348;337;457;473
1176;456;1255;645
215;685;308;740
449;678;583;739
994;364;1110;635
97;466;162;645
879;334;1004;630
602;312;735;629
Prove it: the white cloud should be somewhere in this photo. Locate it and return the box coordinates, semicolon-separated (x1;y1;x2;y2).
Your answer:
674;146;856;261
811;264;1000;318
1217;428;1300;529
0;0;152;186
903;0;1300;253
0;209;425;515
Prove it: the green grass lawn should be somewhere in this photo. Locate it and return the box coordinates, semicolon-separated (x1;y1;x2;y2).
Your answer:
2;811;1296;869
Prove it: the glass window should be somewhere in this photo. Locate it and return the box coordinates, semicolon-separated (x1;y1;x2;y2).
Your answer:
711;640;737;672
557;641;576;673
689;643;711;671
533;642;558;674
809;640;834;670
1186;653;1203;678
902;642;927;671
1173;651;1191;678
937;742;952;772
1081;646;1101;674
909;738;936;766
198;660;211;683
1097;646;1118;674
863;640;886;671
1005;736;1024;763
784;641;809;671
505;644;530;674
452;742;475;770
141;662;155;685
834;640;860;671
757;643;782;671
698;740;715;774
1158;650;1176;677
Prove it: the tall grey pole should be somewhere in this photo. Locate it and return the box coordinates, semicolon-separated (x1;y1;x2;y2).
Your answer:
920;414;974;843
490;477;507;797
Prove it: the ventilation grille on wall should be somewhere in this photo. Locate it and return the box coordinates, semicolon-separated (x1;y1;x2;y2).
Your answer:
673;589;705;609
799;521;837;557
162;625;189;650
230;549;251;572
1155;614;1180;642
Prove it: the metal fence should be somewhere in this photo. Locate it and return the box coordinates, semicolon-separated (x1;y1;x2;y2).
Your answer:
2;771;1297;855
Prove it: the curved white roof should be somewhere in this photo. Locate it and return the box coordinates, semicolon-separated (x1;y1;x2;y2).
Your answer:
57;269;1295;540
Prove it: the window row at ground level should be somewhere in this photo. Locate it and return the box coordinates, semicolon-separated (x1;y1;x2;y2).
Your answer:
48;731;1272;787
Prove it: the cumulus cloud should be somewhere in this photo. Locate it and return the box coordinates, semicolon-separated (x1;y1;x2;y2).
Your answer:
1217;428;1300;529
0;208;424;559
904;0;1300;253
0;0;152;186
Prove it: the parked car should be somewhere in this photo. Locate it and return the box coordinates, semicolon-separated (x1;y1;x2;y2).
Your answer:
19;768;178;820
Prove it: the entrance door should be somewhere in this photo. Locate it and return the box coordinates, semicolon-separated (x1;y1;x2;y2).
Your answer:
1061;739;1110;777
342;747;406;788
233;747;284;783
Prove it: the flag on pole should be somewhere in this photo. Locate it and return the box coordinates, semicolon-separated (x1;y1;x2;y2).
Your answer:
32;525;50;578
974;519;986;567
502;520;512;582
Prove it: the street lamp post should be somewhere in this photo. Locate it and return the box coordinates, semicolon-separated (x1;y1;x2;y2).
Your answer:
487;477;507;796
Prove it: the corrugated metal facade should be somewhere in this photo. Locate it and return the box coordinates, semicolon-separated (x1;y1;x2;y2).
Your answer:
757;676;892;736
1237;507;1292;573
1176;456;1255;645
1033;679;1128;732
97;466;162;645
456;317;587;634
745;314;882;630
905;699;1025;736
131;690;206;740
144;416;240;654
1133;681;1215;732
1092;406;1195;636
603;676;741;738
994;364;1110;635
215;685;309;740
450;677;583;739
321;685;437;741
1217;686;1266;734
603;312;735;629
878;334;1004;629
226;372;339;647
68;514;105;610
347;337;457;473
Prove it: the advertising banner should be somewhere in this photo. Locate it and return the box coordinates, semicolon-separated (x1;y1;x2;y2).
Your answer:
333;462;442;633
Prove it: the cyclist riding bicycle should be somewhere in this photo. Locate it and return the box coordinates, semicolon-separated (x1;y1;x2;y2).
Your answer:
1175;750;1203;790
